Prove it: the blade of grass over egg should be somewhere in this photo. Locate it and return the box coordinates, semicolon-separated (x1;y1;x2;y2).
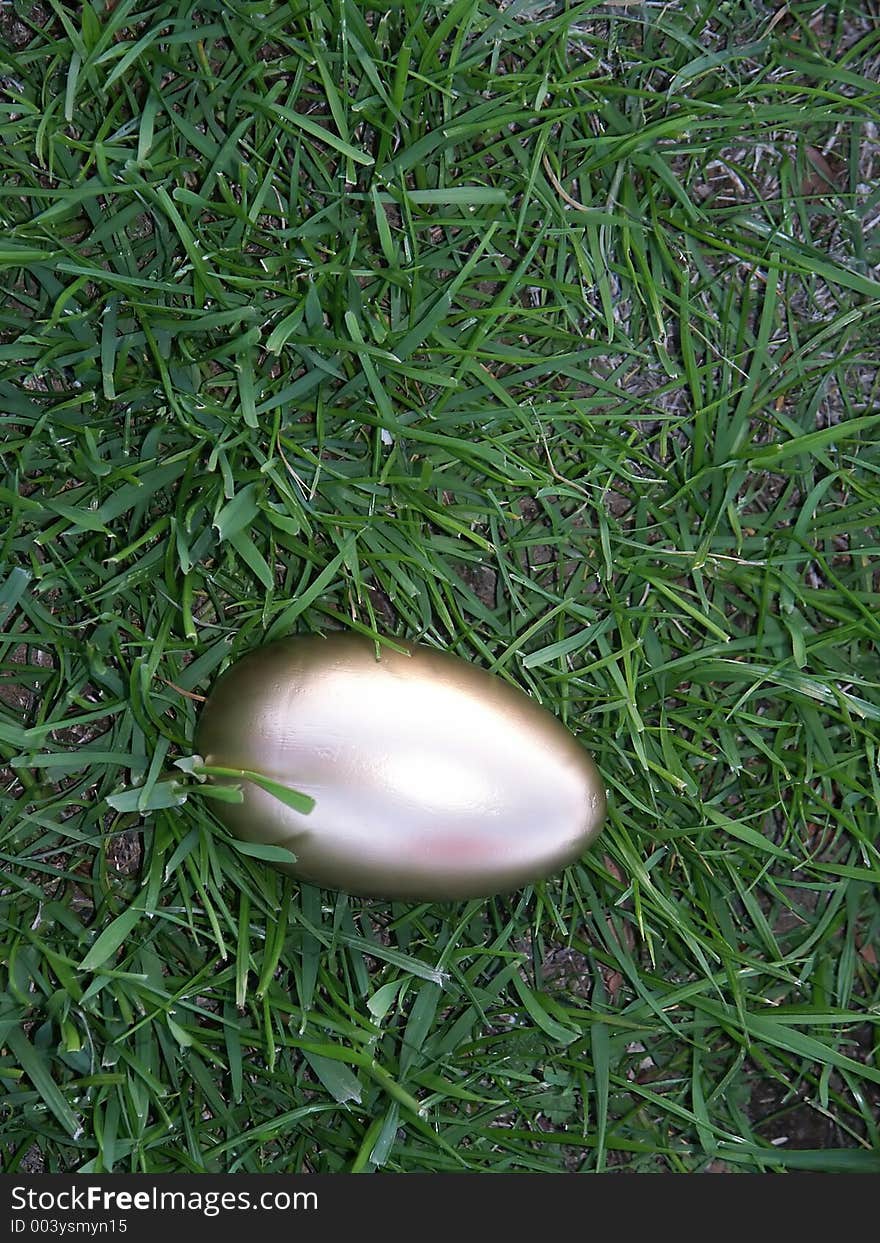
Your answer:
232;840;299;867
194;766;315;815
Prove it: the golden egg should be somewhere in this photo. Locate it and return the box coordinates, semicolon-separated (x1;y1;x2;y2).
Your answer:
195;633;606;900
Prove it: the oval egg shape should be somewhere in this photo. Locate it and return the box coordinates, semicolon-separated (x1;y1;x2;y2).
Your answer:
195;634;606;901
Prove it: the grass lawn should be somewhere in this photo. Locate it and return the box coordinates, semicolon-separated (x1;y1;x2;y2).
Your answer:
1;0;879;1174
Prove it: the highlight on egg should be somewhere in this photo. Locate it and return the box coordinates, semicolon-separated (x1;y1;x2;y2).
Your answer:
194;633;607;901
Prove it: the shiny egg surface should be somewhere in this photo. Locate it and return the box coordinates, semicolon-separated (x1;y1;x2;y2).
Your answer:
195;634;606;900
